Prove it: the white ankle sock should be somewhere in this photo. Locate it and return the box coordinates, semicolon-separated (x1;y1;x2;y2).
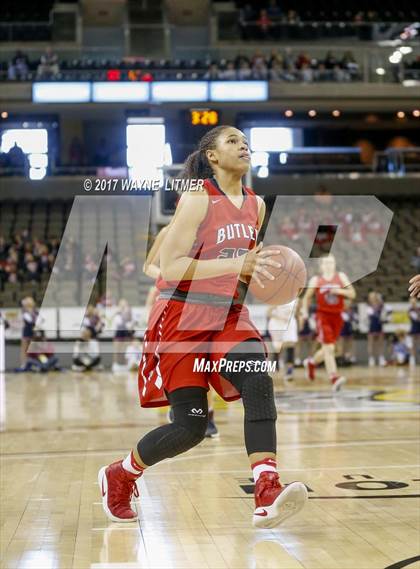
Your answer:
122;450;145;478
251;458;277;483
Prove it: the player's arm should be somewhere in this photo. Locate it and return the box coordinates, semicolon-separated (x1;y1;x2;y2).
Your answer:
239;196;266;284
143;226;169;279
409;274;420;298
300;276;318;318
336;272;356;300
256;196;266;232
160;192;280;284
143;196;188;278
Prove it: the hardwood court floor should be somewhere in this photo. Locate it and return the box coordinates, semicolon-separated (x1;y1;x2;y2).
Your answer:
0;366;419;569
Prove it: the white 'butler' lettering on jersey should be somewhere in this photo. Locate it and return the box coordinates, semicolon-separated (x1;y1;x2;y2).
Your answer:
216;223;257;244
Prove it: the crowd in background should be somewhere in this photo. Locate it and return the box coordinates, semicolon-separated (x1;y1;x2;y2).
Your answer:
3;47;419;84
0;232;59;286
0;231;137;292
7;47;60;80
235;1;385;24
204;50;360;82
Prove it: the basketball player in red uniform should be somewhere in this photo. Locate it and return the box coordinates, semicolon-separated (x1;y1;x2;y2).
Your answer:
301;254;356;391
143;221;220;438
98;125;308;528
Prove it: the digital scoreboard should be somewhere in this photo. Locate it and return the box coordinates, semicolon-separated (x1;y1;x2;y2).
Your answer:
190;109;219;126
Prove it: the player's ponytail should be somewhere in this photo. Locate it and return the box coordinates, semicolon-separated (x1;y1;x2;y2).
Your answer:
181;125;231;179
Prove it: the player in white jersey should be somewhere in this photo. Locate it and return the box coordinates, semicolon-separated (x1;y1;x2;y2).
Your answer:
267;301;298;383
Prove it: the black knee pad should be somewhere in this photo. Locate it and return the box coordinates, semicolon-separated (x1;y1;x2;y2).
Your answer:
137;387;208;466
170;389;209;443
242;373;277;423
221;340;277;423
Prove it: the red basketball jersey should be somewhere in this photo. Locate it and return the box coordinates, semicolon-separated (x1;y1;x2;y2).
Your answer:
156;178;260;299
315;273;345;314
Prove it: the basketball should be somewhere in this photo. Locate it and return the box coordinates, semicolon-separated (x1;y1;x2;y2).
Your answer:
248;245;307;305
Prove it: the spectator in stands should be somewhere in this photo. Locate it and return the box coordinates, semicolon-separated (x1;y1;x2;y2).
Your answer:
269;49;284;68
37;244;51;274
252;58;268;80
237;60;253;80
269;60;286;81
342;51;359;76
316;62;331;82
4;248;18;283
8;50;29;80
37;46;60;79
220;61;237;80
324;51;338;70
204;63;221;80
286;10;300;23
72;327;101;372
296;52;311;70
24;253;40;282
411;246;420;272
300;62;314;82
256;9;272;39
251;50;266;67
333;64;349;82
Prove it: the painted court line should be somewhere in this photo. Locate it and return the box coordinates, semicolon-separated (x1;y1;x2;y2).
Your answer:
1;438;418;461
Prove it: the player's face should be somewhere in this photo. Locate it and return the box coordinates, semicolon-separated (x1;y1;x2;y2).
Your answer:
207;128;250;176
321;256;336;273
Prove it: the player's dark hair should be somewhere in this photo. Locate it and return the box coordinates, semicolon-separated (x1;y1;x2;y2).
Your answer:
181;125;231;179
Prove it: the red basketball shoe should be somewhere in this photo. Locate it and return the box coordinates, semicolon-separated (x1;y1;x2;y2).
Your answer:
253;472;308;529
303;358;316;381
98;460;139;522
331;375;346;392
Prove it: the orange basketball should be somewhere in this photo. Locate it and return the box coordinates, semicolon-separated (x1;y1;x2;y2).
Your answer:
248;245;307;305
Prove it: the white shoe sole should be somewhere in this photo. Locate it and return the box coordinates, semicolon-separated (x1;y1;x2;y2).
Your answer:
253;482;308;529
332;376;346;392
98;466;138;523
205;432;220;439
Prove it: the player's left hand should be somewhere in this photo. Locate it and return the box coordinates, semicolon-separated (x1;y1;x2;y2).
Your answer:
408;274;420;298
334;288;349;297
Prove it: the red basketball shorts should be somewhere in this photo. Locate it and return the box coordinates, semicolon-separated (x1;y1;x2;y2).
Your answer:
138;298;266;407
316;311;344;344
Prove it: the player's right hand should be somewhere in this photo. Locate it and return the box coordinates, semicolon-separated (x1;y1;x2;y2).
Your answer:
240;242;282;289
408;274;420;298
